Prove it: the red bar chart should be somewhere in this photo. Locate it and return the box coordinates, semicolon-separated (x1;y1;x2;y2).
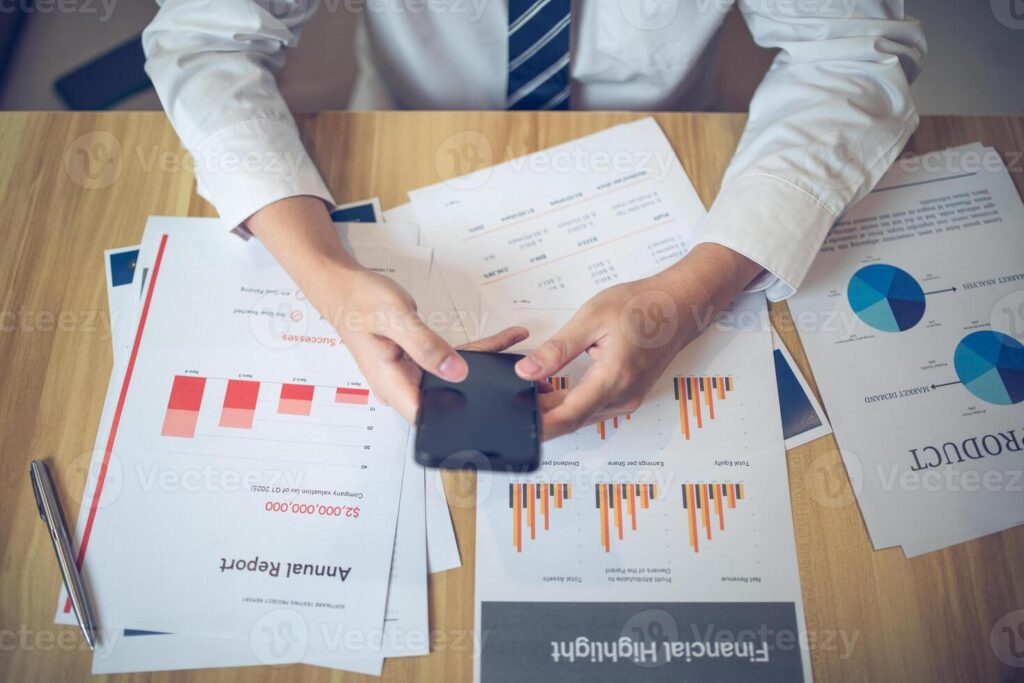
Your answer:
219;380;260;429
278;383;315;416
161;375;207;438
336;387;371;405
681;483;745;553
673;375;734;440
161;375;374;439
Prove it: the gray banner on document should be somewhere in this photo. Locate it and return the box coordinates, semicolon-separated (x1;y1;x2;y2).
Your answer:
480;601;804;682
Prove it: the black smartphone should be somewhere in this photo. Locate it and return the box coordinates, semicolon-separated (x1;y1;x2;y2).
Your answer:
414;351;541;472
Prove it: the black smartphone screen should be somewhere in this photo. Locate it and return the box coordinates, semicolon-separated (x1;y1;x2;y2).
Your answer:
414;351;540;472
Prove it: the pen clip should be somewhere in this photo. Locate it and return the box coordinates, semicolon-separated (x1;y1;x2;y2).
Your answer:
30;461;48;521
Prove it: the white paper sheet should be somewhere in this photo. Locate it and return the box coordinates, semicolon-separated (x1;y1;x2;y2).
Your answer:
410;118;708;341
384;202;465;573
59;219;428;663
787;144;1024;554
472;295;812;682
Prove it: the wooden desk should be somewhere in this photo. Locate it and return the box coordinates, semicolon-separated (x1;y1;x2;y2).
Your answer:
1;112;1022;682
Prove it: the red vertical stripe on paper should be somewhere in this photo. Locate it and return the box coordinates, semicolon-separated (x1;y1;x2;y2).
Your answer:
65;234;169;613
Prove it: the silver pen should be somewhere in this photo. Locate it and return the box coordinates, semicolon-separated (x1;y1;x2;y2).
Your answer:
30;459;99;649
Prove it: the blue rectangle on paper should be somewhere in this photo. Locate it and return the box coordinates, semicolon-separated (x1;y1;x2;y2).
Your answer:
774;349;823;441
109;249;139;287
330;203;377;223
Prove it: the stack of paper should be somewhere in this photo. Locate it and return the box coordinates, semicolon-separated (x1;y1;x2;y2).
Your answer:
788;144;1024;556
401;118;815;681
65;118;836;678
60;200;464;675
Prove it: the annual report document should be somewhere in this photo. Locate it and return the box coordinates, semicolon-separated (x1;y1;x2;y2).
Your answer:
58;218;427;659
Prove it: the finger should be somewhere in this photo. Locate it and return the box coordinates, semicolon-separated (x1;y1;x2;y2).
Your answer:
537;389;569;412
387;311;469;382
536;380;554;395
347;336;423;423
458;326;529;353
541;367;614;440
515;320;593;381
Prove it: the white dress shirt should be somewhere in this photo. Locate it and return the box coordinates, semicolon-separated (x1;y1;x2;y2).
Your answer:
142;0;926;300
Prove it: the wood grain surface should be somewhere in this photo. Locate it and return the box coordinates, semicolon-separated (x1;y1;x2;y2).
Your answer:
0;111;1021;682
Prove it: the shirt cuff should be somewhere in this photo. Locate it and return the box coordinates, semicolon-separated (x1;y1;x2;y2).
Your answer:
190;117;336;235
691;174;838;302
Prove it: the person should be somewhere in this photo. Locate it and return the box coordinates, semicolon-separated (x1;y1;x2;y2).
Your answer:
142;1;926;439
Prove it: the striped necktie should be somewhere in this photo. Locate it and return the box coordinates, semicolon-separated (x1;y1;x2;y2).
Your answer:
507;0;572;110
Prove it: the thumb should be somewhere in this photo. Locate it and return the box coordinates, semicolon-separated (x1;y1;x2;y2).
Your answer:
515;321;592;381
388;312;468;382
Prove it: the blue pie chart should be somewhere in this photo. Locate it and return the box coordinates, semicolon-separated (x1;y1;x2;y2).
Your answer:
847;264;926;332
954;331;1024;405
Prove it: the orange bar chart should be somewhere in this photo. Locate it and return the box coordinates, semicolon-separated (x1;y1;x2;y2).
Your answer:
682;483;745;553
219;379;260;429
336;387;371;405
673;375;734;440
278;383;315;416
594;483;658;552
161;375;207;438
546;376;570;390
596;414;632;440
510;483;572;552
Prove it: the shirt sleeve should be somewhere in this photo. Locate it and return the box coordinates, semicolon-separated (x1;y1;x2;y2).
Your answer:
692;0;927;301
142;0;336;234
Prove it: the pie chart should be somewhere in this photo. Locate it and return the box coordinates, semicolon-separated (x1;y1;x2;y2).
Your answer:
847;264;926;332
954;331;1024;405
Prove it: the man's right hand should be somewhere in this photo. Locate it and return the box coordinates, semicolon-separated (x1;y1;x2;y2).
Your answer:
244;195;529;422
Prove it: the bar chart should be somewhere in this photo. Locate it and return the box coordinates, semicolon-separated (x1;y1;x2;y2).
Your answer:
509;483;573;552
160;375;207;438
596;414;631;439
681;483;745;553
546;376;570;390
594;483;658;552
160;374;373;439
672;375;734;439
